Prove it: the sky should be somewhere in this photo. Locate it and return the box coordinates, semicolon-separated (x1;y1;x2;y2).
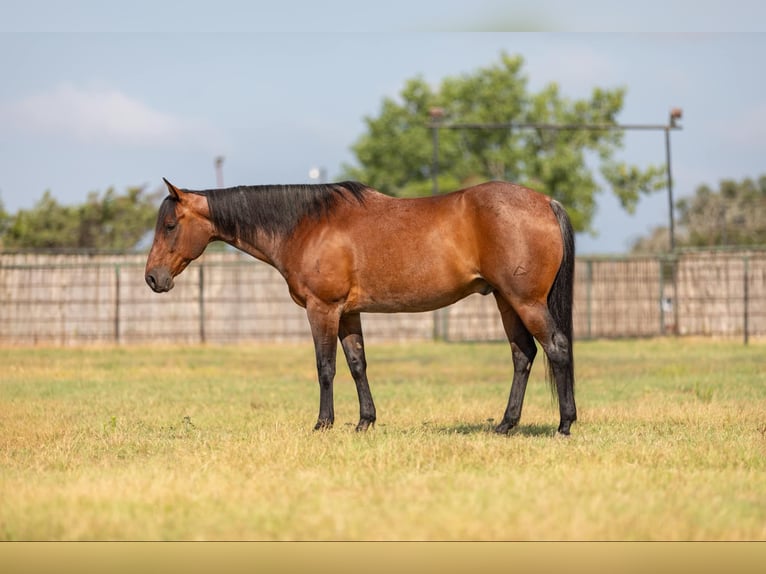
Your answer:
1;2;765;254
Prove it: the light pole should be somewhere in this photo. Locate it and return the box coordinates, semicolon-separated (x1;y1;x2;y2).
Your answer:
665;108;683;251
214;156;225;188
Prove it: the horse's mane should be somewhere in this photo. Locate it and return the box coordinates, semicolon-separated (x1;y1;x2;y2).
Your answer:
188;181;369;240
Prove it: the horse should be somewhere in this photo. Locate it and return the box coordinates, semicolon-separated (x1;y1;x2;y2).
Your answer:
145;178;576;435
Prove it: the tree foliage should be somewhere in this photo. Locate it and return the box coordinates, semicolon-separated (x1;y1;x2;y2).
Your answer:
0;198;8;239
1;186;159;250
343;52;666;233
632;175;766;253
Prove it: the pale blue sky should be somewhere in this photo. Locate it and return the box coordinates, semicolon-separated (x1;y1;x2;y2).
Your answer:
1;2;765;253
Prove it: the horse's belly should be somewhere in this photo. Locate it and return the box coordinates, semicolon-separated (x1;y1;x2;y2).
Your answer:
350;276;492;314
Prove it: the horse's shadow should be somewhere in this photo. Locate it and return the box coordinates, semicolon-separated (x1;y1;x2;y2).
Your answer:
431;421;558;437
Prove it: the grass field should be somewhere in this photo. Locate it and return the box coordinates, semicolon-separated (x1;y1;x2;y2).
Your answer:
1;338;764;540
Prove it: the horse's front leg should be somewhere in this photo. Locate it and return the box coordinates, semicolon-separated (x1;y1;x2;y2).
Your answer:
307;301;341;430
339;313;376;432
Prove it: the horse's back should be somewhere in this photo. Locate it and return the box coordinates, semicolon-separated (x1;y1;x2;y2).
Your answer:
344;180;563;278
356;180;555;225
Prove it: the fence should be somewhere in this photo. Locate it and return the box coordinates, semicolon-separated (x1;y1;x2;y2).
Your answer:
1;249;764;345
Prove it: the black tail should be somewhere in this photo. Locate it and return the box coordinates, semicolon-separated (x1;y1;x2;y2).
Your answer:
546;200;575;401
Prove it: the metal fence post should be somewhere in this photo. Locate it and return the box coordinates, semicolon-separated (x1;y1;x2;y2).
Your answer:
659;256;665;335
199;264;206;343
433;309;447;342
114;264;121;344
743;255;750;346
671;255;680;336
585;259;593;339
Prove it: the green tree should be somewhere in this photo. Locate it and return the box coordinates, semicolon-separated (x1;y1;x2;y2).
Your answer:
678;176;766;248
0;197;9;246
342;52;665;233
3;191;79;249
2;186;159;250
632;175;766;253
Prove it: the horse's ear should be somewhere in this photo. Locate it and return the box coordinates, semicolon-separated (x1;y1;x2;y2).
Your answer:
164;177;210;218
163;178;182;201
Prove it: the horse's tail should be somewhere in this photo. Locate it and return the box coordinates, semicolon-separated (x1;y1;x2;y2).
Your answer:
546;199;575;401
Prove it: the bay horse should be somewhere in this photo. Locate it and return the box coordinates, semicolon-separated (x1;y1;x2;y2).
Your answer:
145;179;576;435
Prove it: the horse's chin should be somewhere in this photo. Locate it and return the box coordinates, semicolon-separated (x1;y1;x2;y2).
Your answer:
151;280;174;293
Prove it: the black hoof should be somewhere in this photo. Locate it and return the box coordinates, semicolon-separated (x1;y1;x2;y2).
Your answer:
557;420;574;436
355;418;375;432
314;419;333;431
494;421;517;435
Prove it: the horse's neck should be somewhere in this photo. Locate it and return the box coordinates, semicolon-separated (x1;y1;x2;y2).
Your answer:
226;231;285;270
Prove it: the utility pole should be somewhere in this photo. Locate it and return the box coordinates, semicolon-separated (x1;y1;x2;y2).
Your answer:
214;156;225;188
665;108;683;251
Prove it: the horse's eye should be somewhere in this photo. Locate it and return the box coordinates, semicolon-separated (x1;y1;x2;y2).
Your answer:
165;222;177;232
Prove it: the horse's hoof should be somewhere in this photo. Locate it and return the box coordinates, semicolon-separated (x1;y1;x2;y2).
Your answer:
355;419;375;432
494;421;516;435
313;420;333;431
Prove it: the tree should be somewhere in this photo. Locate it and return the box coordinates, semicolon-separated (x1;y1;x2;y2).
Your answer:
629;225;672;254
3;191;79;249
678;176;766;248
632;175;766;253
342;52;665;233
2;186;160;250
0;197;8;246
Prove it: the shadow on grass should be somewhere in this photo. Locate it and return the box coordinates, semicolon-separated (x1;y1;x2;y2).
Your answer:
430;421;558;437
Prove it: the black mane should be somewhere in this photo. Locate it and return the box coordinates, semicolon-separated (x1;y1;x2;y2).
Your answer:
188;181;369;240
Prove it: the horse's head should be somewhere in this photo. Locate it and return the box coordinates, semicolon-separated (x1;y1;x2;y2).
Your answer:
145;179;215;293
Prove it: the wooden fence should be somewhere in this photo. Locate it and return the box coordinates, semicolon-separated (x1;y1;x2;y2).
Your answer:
1;250;764;345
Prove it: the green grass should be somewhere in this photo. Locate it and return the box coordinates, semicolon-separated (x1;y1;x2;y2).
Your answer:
1;339;764;540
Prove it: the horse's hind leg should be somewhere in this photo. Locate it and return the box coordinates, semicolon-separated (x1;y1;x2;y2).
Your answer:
511;299;577;436
494;293;537;434
339;313;376;432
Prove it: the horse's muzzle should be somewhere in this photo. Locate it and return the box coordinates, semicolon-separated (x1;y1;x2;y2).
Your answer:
145;268;174;293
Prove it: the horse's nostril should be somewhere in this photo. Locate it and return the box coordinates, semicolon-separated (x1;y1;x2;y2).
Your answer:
146;269;174;292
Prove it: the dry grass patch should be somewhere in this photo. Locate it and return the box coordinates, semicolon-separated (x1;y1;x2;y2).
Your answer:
1;339;764;540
